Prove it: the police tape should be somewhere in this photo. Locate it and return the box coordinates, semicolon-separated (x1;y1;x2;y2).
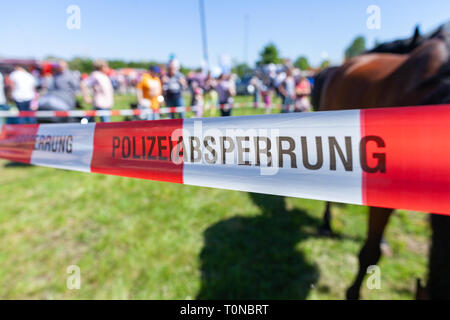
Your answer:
0;102;272;118
0;106;192;118
1;104;449;215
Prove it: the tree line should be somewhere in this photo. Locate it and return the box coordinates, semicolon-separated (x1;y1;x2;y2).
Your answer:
54;35;367;77
233;35;367;76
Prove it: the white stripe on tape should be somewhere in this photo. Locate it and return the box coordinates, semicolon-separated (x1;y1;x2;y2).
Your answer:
182;110;362;204
30;123;96;172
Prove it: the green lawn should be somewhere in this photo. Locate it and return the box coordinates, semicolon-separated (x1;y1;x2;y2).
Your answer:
78;94;282;120
0;94;431;299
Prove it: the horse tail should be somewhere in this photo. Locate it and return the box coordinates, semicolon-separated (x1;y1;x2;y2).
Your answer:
311;66;338;111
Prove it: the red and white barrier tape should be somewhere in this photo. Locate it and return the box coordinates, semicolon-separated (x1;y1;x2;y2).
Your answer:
1;104;449;215
0;102;272;118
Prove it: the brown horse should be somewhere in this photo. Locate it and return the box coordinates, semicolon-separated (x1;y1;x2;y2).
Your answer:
312;22;450;299
312;26;432;238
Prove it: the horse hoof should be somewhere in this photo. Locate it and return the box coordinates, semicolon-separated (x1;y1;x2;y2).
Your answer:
318;225;334;237
415;278;429;300
346;286;360;300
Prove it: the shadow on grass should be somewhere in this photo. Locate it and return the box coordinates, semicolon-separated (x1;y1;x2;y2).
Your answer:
197;193;320;299
4;161;32;168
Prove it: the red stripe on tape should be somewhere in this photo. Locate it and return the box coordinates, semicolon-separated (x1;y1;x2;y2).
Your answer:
0;124;40;163
54;111;69;117
361;105;450;214
90;120;184;183
19;111;36;117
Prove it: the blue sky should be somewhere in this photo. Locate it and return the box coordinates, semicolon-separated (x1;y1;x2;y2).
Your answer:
0;0;449;68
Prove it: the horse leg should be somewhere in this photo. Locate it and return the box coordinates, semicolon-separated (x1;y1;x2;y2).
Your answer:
319;202;333;236
346;206;394;299
427;214;450;299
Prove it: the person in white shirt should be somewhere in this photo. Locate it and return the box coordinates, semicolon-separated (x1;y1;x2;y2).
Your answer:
9;65;37;123
81;59;114;122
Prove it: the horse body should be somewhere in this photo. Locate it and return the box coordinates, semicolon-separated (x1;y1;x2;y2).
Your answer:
313;23;450;299
320;54;406;109
320;39;448;111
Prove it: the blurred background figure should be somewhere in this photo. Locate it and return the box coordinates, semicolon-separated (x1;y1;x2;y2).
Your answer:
81;59;114;122
38;60;79;112
38;62;54;93
36;60;80;123
250;73;262;108
191;80;204;117
162;59;186;119
187;69;205;107
9;65;37;124
260;74;273;114
116;72;126;95
277;66;296;113
136;65;162;120
0;71;11;124
187;69;205;117
294;75;311;112
53;60;79;108
203;71;218;117
215;73;236;117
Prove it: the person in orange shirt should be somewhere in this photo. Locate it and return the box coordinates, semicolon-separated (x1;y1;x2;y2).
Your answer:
136;65;162;120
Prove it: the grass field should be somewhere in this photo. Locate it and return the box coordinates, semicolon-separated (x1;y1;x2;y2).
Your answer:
0;94;431;299
98;94;282;119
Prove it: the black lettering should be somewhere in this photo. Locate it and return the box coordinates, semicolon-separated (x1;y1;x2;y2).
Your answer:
33;135;40;150
255;136;272;167
329;136;352;171
360;136;386;173
141;136;146;160
168;136;174;161
220;136;235;164
122;136;131;159
45;135;51;151
51;136;58;152
173;136;187;163
236;136;251;166
189;136;201;162
132;136;140;159
112;136;120;158
277;136;297;168
301;136;323;170
158;136;168;161
146;136;156;160
204;136;217;164
67;135;73;154
59;136;64;153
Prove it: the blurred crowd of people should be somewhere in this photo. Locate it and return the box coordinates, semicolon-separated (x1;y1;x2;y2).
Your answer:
250;61;312;113
135;57;238;120
0;60;82;124
0;56;312;125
